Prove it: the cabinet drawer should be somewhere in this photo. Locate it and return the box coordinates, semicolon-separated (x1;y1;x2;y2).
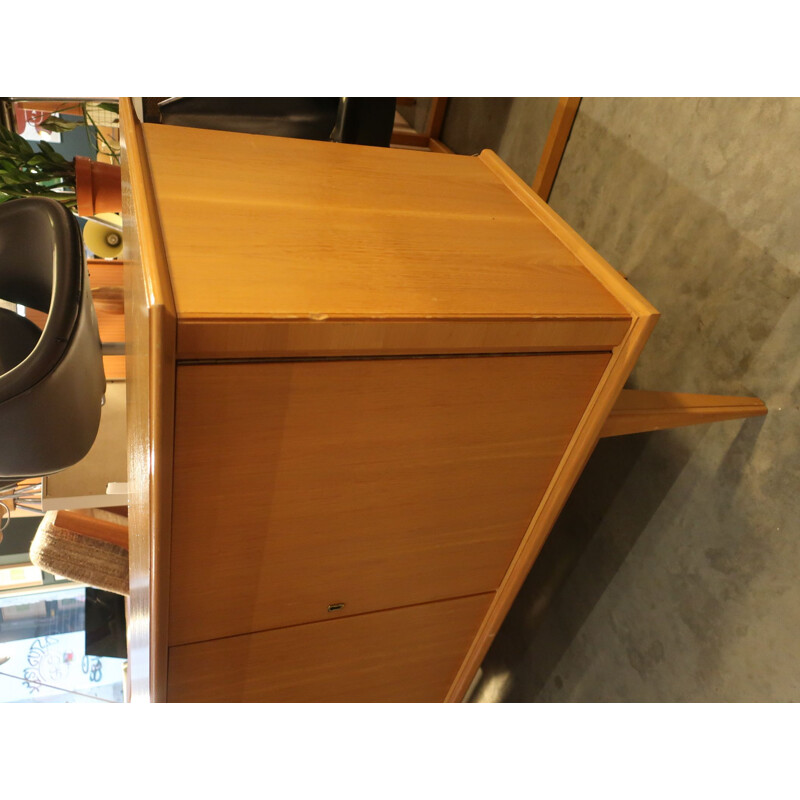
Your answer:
167;592;493;702
169;352;609;645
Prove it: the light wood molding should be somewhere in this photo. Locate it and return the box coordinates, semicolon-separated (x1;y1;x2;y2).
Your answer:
120;97;176;703
390;129;432;148
121;104;175;316
392;98;448;151
600;389;768;438
531;97;582;201
428;138;454;154
424;98;448;140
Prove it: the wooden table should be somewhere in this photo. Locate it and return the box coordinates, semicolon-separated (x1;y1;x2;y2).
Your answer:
120;98;765;702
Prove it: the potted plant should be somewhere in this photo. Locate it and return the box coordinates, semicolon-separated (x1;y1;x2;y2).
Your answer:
0;122;121;216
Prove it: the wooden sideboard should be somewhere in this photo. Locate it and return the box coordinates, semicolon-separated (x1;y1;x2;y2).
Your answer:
120;99;765;702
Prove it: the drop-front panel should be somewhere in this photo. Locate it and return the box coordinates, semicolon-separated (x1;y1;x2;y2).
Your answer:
168;353;610;647
167;593;494;703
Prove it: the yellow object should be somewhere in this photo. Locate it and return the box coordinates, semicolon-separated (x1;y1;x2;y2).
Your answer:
83;212;123;259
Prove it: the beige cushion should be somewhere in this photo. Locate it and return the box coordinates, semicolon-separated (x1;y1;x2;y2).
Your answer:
30;510;129;596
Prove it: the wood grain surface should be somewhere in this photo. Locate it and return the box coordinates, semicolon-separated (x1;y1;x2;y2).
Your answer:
168;352;609;646
175;316;629;360
600;389;767;437
531;98;582;201
121;97;176;702
141;122;628;325
167;592;493;702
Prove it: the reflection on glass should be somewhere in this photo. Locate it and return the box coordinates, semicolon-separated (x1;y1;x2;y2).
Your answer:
0;586;124;703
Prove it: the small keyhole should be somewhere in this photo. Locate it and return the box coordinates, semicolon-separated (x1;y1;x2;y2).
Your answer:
327;603;345;612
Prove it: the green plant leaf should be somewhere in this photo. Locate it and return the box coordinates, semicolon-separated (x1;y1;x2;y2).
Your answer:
0;159;24;180
0;119;78;203
37;140;69;165
38;116;82;133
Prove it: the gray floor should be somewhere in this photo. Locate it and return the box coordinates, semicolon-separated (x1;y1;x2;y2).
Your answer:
438;98;800;702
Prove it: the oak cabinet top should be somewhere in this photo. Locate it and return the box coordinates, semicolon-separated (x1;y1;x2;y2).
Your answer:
143;123;629;324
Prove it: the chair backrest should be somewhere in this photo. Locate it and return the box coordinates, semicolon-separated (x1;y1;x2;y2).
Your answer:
158;97;342;140
157;97;397;147
0;198;106;480
331;97;396;147
0;308;41;374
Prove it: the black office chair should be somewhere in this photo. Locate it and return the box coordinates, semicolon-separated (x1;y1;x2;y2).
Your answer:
156;97;397;147
0;198;106;482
